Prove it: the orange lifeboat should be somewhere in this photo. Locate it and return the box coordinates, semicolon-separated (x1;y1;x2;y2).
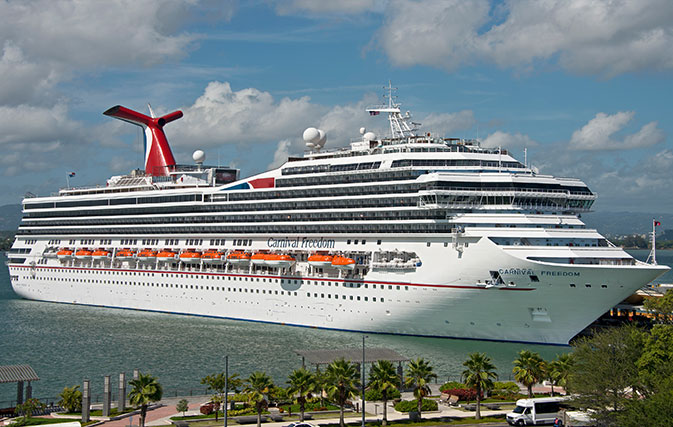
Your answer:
180;250;202;264
202;250;224;265
157;250;177;262
226;251;251;265
75;248;93;260
266;254;296;268
57;248;73;261
308;254;333;268
116;248;136;261
92;249;111;260
251;252;268;266
331;255;355;270
137;249;158;263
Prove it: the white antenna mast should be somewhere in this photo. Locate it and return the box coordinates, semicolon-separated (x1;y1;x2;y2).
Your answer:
365;81;419;139
647;219;659;265
147;103;156;118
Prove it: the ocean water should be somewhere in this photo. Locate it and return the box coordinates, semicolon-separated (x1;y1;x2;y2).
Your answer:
1;250;671;406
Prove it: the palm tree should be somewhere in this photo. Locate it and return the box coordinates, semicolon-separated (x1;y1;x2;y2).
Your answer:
551;353;574;394
58;385;82;413
513;350;544;397
404;358;437;419
325;358;360;427
461;353;498;420
244;371;274;427
367;360;399;426
128;372;163;427
287;367;315;421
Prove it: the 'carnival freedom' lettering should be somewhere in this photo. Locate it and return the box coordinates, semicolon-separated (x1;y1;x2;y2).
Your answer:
267;237;335;249
499;268;580;277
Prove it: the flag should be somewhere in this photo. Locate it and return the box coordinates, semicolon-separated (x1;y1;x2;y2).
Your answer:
655;220;661;227
68;172;76;177
369;111;380;116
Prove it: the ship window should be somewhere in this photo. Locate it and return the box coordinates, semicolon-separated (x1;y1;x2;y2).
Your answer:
426;242;431;247
530;275;539;282
570;283;576;288
601;284;607;288
585;284;591;288
377;240;382;245
347;239;351;244
357;296;361;301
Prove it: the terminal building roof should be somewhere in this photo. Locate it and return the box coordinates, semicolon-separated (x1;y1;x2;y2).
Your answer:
0;365;39;383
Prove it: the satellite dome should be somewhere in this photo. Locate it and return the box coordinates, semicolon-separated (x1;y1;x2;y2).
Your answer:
192;150;206;163
359;127;366;135
303;127;320;143
317;129;326;146
363;131;376;141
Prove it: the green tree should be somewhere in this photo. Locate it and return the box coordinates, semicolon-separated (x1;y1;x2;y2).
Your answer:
512;350;544;398
16;398;46;420
286;367;315;422
367;360;399;426
58;385;82;413
243;371;274;427
404;358;437;419
128;372;163;427
461;353;498;420
550;353;574;394
325;358;360;427
617;377;673;427
566;326;643;426
201;372;231;421
176;399;189;417
644;290;673;325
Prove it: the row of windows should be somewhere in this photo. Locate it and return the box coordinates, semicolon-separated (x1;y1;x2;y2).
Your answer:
429;181;593;195
17;222;454;236
25;194;203;210
275;169;422;188
391;159;526;169
281;161;382;175
22;209;448;228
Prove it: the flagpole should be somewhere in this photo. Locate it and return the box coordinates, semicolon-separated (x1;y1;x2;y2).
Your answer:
66;172;70;190
652;219;657;265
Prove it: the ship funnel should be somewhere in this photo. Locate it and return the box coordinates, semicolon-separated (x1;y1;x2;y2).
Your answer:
104;105;183;176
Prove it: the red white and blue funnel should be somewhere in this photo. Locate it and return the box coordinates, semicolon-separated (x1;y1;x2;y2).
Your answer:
104;105;182;176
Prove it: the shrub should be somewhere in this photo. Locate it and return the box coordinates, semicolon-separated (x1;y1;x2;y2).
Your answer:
228;407;256;417
493;381;520;395
442;388;479;402
393;399;438;412
364;388;401;401
439;381;465;393
200;404;214;415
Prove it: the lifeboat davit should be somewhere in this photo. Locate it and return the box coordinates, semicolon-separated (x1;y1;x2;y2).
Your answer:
137;249;158;263
251;253;268;266
227;251;251;265
57;249;73;261
92;249;111;260
157;250;177;262
75;249;93;260
202;250;224;265
180;250;202;264
332;256;356;270
308;254;333;267
266;254;296;268
116;248;136;261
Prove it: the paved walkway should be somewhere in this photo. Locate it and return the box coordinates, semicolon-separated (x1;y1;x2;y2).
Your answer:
91;382;564;427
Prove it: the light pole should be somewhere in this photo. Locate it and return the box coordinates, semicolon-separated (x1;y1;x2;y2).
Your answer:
224;355;228;427
361;335;366;427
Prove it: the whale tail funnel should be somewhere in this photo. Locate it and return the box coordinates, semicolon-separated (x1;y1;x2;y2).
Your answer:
104;105;183;176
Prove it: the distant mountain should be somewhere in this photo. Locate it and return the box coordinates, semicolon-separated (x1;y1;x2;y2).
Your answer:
0;204;21;232
582;211;673;237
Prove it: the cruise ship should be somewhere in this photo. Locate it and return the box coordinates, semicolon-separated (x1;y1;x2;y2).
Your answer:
7;85;669;344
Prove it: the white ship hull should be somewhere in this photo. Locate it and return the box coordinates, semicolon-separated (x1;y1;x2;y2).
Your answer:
8;235;666;345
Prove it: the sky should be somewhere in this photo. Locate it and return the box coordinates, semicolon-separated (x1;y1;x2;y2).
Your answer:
0;0;672;214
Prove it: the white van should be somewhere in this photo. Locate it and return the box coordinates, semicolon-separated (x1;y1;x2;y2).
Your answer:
506;397;565;426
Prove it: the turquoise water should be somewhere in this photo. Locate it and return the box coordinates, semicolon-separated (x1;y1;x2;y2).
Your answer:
1;250;671;406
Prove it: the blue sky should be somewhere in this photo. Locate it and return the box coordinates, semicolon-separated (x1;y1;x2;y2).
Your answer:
1;0;672;213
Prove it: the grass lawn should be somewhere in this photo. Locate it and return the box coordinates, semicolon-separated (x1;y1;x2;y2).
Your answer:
346;415;507;427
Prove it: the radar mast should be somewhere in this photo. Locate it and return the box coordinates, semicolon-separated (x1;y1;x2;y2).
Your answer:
366;81;419;139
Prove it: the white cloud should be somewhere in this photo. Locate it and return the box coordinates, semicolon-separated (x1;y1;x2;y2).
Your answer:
482;131;537;149
569;112;664;150
275;0;384;15
170;81;322;151
375;0;673;77
421;111;476;137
